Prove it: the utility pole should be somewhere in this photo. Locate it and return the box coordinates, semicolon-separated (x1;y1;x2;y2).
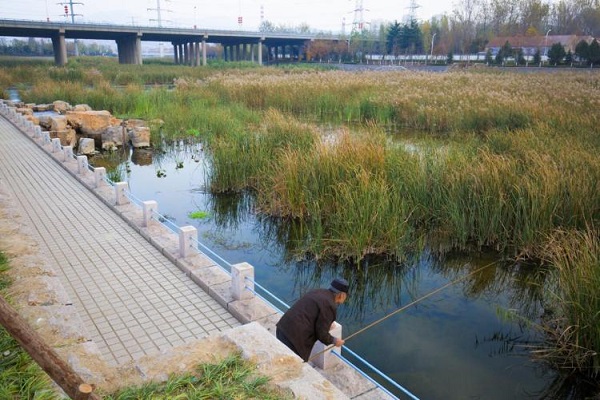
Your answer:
57;0;83;56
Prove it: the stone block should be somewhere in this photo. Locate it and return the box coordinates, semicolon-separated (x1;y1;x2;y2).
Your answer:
78;137;96;155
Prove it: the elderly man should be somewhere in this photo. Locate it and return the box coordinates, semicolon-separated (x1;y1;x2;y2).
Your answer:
276;278;349;362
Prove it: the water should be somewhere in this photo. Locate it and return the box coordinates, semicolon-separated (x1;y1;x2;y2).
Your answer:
94;142;563;400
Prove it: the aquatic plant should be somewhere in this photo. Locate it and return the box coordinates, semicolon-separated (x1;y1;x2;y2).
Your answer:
539;228;600;381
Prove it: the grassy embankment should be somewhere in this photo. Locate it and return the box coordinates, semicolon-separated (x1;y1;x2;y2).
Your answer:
1;57;599;381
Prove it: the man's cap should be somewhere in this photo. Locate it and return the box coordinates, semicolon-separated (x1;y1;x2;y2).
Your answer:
329;278;349;294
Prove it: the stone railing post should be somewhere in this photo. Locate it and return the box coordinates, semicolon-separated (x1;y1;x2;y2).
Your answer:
34;126;42;140
142;201;157;227
178;226;197;258
93;167;106;188
42;132;51;148
77;155;88;175
309;322;343;370
114;182;129;206
231;262;254;301
51;138;62;154
63;146;73;162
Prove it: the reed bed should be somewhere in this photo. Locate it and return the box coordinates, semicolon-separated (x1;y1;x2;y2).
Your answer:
539;228;600;380
2;60;598;260
2;58;599;380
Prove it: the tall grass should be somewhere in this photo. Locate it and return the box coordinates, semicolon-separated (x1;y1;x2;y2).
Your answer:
539;228;600;380
2;60;598;259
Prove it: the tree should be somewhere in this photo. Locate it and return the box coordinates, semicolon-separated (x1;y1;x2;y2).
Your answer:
386;21;402;58
548;42;566;65
516;48;526;65
589;39;600;67
519;0;550;34
565;50;573;66
575;39;590;65
533;48;541;65
452;0;480;54
401;19;423;54
258;20;276;32
495;51;504;65
485;48;494;64
579;2;600;35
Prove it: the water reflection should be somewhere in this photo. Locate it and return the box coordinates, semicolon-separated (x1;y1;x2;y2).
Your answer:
130;148;153;166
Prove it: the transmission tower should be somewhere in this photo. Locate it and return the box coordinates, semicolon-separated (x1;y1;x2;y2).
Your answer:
405;0;420;23
148;0;172;28
351;0;369;32
148;0;172;58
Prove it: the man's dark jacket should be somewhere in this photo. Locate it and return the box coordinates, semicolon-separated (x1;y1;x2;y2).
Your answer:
276;289;337;361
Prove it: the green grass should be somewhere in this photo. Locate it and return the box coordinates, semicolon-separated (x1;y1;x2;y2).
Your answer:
103;352;289;400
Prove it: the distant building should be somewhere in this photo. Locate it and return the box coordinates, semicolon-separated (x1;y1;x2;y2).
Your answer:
486;35;595;57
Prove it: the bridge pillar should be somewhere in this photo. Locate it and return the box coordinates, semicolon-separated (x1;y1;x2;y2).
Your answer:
194;42;200;66
177;43;183;64
51;29;67;66
172;42;178;64
135;33;142;65
258;39;263;65
202;38;207;66
116;34;142;65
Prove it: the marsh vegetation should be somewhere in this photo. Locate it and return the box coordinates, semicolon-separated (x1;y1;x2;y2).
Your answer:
1;57;599;395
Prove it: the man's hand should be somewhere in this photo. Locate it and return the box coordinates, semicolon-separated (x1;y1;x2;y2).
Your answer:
334;338;345;347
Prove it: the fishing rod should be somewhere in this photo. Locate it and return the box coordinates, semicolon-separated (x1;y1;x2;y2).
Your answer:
307;260;499;363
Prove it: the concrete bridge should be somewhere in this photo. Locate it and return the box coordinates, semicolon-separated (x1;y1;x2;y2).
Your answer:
0;19;338;66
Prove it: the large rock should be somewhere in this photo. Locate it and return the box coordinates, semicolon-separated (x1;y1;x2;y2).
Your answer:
25;115;40;125
125;119;146;129
73;104;93;112
78;137;96;155
53;100;71;114
16;107;33;116
127;126;151;148
52;128;78;148
66;110;121;136
33;104;54;112
102;125;126;148
37;115;53;130
48;115;68;132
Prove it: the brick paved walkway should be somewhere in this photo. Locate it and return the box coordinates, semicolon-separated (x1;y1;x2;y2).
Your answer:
0;116;240;366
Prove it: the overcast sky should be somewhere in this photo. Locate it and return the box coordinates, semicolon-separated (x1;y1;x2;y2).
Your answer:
2;0;454;32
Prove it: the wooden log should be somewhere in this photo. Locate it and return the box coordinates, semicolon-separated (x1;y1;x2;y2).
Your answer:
0;295;101;399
